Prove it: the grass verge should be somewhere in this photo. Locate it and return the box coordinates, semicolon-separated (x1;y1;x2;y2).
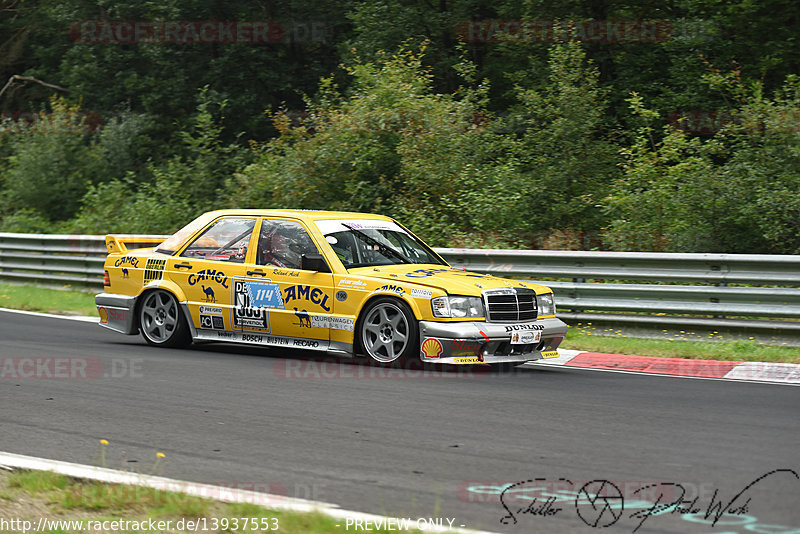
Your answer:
0;468;422;534
0;282;96;316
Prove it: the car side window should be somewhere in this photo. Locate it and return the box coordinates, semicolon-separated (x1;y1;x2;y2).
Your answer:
257;219;319;269
181;218;256;263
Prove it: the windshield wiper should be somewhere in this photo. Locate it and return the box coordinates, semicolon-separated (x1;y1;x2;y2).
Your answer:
341;224;412;264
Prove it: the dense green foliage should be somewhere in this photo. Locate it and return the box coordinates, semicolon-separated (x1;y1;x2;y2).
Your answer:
1;0;798;252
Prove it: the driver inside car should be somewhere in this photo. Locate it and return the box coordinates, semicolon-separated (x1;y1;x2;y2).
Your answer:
258;222;319;269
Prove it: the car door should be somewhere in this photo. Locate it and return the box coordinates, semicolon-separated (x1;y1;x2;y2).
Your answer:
238;217;334;350
165;216;257;336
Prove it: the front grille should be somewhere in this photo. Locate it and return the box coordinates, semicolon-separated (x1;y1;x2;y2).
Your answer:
483;288;537;322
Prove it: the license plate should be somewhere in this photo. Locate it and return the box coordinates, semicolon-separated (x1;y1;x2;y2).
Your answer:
510;330;541;344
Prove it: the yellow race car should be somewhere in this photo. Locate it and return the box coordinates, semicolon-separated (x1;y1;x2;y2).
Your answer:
96;210;567;366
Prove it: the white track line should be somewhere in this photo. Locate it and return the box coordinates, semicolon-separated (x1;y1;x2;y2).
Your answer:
529;363;800;386
0;307;96;322
0;451;499;534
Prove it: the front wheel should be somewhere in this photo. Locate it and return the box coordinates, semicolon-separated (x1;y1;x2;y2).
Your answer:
358;298;419;366
139;290;191;347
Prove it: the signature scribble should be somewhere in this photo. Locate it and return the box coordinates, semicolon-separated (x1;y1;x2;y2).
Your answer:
575;480;624;528
629;469;799;532
494;468;799;532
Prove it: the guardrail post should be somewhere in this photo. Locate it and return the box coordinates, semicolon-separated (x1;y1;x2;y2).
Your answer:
714;280;727;319
572;277;585;313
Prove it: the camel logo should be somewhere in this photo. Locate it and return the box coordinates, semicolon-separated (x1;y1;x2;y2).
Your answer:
188;268;229;288
283;285;330;312
121;267;129;278
201;285;216;303
114;255;139;269
294;308;312;327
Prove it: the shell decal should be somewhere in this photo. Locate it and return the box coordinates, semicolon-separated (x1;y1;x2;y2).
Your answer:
421;338;443;359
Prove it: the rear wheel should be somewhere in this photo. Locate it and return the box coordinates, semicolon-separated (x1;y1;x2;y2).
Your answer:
139;290;190;347
359;298;418;366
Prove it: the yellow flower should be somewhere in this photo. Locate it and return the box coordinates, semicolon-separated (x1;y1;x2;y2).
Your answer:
100;439;109;445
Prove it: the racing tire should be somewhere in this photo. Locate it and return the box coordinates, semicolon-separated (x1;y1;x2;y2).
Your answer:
138;289;191;348
358;298;419;367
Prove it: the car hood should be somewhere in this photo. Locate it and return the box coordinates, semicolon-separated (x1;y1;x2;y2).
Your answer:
347;264;551;296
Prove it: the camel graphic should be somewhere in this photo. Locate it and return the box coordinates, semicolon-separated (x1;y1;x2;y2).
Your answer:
202;285;216;302
294;308;311;327
121;267;129;277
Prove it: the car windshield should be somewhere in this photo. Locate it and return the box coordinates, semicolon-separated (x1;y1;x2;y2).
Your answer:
315;219;445;269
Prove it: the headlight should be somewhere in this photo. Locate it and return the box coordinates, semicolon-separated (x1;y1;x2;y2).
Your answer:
431;296;484;318
537;292;556;317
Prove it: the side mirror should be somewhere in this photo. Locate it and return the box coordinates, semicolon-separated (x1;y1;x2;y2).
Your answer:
301;253;331;273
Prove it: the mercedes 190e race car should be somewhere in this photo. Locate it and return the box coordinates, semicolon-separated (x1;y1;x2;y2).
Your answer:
96;210;568;366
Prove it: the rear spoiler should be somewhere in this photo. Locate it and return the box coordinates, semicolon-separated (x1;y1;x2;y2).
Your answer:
105;234;167;255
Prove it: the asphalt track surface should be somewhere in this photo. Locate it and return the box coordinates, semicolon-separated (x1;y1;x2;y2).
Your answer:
1;309;798;533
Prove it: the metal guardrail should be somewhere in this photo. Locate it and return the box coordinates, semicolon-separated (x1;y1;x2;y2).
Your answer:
1;233;799;331
440;248;800;332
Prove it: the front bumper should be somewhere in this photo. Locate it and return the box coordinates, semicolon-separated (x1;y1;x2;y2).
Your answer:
418;317;568;364
95;293;138;335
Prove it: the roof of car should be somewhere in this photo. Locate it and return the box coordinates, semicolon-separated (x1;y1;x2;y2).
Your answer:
202;209;393;221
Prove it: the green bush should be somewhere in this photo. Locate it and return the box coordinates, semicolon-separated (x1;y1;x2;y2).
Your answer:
605;76;800;254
